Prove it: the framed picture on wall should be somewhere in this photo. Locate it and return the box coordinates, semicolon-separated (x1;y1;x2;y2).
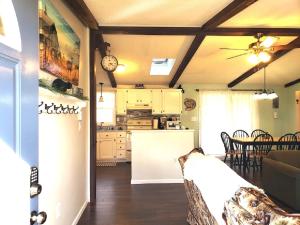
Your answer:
39;0;80;86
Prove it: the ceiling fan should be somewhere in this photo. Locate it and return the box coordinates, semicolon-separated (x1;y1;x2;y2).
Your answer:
220;33;300;64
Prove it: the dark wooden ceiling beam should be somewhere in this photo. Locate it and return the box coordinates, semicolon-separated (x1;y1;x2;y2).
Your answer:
169;0;258;87
96;33;117;88
228;36;300;88
207;27;300;36
99;26;300;36
284;78;300;88
62;0;98;30
62;0;117;88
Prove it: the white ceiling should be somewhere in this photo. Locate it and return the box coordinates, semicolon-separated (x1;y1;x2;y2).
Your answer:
85;0;300;87
84;0;232;26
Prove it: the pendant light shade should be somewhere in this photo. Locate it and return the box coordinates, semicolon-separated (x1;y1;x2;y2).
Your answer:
254;67;278;100
99;82;104;102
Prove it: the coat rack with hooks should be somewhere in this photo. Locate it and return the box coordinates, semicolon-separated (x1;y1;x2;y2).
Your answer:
39;101;80;115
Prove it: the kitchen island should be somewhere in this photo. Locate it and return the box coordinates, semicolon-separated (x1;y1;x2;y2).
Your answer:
131;129;194;184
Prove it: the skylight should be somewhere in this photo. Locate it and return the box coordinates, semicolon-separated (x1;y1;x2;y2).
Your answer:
150;58;175;76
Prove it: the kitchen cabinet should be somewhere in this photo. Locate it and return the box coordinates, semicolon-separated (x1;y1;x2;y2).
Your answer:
116;89;127;115
152;89;182;114
97;138;116;160
97;131;127;161
162;89;182;114
152;89;163;114
127;89;152;105
116;88;182;114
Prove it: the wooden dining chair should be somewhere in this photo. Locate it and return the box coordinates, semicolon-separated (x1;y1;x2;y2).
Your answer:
251;133;273;170
233;130;249;138
221;132;241;167
251;129;267;138
277;133;297;150
294;131;300;150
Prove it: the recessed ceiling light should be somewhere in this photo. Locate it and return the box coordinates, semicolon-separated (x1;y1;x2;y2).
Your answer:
150;58;175;76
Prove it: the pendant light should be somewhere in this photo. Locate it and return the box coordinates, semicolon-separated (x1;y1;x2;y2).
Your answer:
99;82;104;102
254;67;278;100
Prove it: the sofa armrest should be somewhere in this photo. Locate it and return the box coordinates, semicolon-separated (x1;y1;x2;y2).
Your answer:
263;158;300;178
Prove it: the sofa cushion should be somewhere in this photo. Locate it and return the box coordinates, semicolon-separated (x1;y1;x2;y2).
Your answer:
268;151;300;169
224;187;300;225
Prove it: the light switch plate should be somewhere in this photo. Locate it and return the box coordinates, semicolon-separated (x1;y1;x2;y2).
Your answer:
273;112;278;119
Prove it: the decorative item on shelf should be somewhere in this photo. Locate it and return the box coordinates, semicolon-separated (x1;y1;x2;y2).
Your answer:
254;67;278;100
296;99;299;104
98;82;104;102
184;98;196;111
100;42;118;72
177;84;185;93
52;78;72;93
135;84;144;89
39;79;88;100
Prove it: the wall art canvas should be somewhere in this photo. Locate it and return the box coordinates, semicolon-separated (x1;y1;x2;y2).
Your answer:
39;0;80;85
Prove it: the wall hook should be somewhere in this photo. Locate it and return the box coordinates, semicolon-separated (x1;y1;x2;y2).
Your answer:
44;103;54;114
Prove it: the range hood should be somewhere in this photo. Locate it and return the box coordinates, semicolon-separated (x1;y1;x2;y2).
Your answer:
126;103;152;110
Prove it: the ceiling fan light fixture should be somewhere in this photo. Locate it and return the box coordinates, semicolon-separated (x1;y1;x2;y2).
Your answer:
258;51;271;63
248;54;259;64
261;36;277;48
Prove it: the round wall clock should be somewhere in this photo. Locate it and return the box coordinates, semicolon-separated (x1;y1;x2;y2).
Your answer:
184;98;196;111
101;55;118;72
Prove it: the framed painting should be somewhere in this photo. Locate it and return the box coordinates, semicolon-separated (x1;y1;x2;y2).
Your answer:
39;0;80;86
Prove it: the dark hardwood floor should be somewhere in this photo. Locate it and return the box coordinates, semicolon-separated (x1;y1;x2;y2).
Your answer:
78;161;295;225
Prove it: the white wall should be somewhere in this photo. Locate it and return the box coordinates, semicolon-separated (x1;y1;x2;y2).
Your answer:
39;0;90;224
131;130;194;184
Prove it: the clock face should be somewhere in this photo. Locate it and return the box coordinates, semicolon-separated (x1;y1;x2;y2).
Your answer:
101;55;118;72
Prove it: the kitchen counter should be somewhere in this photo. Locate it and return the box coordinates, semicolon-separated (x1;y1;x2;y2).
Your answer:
130;129;194;184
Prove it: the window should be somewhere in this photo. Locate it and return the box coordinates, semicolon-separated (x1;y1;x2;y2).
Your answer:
198;91;259;155
96;92;116;125
150;58;175;76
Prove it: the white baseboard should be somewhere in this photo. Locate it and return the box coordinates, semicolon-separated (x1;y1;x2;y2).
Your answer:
72;201;88;225
131;179;184;184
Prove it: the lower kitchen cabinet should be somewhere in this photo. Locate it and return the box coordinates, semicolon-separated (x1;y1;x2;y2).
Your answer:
97;138;116;160
97;131;127;161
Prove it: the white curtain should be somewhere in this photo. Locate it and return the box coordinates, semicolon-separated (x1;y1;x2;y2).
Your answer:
199;91;259;155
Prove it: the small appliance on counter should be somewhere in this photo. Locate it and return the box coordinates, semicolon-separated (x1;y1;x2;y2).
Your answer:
166;121;181;130
152;118;159;129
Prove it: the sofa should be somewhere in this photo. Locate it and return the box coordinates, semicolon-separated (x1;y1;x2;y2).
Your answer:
179;148;300;225
262;151;300;211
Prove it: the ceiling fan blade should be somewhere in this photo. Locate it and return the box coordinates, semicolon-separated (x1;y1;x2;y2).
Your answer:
271;43;300;51
260;36;278;48
220;47;248;51
227;53;248;59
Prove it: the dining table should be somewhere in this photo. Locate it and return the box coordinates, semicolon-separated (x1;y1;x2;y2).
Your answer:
231;136;300;171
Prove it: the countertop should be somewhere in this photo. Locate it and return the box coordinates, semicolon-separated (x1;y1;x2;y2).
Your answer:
130;129;194;132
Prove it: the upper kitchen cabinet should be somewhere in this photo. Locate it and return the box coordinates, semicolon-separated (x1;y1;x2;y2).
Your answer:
152;90;163;114
127;89;152;106
116;89;182;114
116;89;127;115
162;89;182;114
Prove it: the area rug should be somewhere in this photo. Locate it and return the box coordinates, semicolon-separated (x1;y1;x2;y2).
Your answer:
97;161;117;167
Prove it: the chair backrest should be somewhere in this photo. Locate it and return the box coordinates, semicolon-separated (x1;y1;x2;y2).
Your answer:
233;130;249;138
277;133;297;150
294;131;300;150
253;133;273;153
221;132;233;153
251;129;267;138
